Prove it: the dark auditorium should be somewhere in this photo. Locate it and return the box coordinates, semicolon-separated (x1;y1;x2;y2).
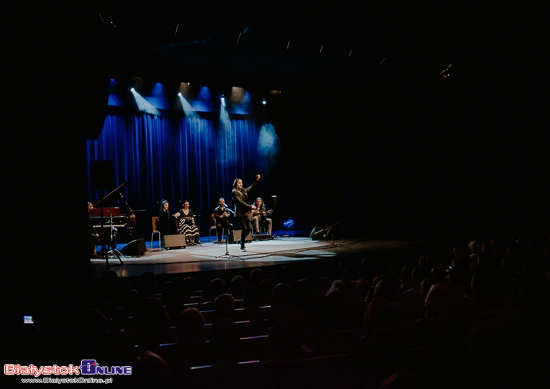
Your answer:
5;2;549;389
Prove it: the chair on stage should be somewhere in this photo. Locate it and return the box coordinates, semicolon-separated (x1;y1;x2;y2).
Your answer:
151;216;161;248
253;218;272;236
209;213;217;236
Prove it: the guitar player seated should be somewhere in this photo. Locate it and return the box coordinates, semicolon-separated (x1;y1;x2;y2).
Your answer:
251;197;272;235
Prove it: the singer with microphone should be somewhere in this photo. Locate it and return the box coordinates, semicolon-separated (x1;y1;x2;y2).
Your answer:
177;200;201;245
232;174;260;252
214;197;233;243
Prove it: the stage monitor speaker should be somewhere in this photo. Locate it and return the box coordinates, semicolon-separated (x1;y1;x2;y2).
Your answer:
310;226;331;240
120;238;147;256
228;230;252;244
164;234;187;249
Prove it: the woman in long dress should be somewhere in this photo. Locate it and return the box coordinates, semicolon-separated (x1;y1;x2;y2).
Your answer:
177;201;200;245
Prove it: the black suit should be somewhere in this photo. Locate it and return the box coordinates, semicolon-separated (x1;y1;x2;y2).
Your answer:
214;205;233;241
231;180;257;248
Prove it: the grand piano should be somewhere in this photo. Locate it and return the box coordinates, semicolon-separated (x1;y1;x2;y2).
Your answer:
91;207;128;229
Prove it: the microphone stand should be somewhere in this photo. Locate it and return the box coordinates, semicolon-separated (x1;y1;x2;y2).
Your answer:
107;213;123;261
216;207;243;261
93;182;127;265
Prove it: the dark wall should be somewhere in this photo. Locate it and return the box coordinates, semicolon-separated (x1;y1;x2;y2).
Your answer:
268;71;549;237
9;3;110;288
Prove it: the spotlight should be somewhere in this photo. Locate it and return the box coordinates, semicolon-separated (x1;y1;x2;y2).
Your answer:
283;219;294;229
178;91;199;118
130;88;160;117
262;98;267;105
440;63;453;79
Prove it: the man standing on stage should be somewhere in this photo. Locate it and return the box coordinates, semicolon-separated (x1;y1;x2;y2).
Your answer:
232;174;260;252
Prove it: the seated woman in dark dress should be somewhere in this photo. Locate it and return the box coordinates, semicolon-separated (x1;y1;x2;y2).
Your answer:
158;200;179;248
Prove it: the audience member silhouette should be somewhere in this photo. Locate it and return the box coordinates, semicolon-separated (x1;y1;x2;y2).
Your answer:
206;277;227;302
161;281;185;325
229;275;246;299
128;350;175;389
214;293;236;320
210;317;241;363
131;296;171;347
175;307;206;343
250;267;267;287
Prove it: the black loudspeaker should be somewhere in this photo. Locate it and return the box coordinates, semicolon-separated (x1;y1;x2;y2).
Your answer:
228;230;252;244
310;226;332;240
164;234;187;249
120;238;147;256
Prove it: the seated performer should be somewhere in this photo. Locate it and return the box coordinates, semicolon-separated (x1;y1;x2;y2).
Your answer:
252;197;272;235
214;197;233;243
177;200;200;245
88;202;100;257
158;200;179;248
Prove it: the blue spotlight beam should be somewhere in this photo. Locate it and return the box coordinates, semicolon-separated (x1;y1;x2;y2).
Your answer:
130;88;161;117
178;93;200;118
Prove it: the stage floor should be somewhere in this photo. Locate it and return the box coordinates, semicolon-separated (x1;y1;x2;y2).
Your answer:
89;234;450;279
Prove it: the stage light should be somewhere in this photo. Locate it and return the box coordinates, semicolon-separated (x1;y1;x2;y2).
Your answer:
130;88;160;117
258;122;280;158
262;98;267;105
219;93;230;131
230;87;245;104
178;92;199;118
440;63;453;79
198;86;211;101
150;83;165;98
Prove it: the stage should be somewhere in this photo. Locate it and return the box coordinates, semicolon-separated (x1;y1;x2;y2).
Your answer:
89;234;451;279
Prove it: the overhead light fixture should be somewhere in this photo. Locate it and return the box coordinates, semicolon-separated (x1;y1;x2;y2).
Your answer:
440;63;453;79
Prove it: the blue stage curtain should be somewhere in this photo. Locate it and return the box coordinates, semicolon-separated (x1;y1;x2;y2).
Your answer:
87;113;262;228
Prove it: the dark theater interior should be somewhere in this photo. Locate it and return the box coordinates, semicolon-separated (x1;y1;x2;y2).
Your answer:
5;1;549;388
